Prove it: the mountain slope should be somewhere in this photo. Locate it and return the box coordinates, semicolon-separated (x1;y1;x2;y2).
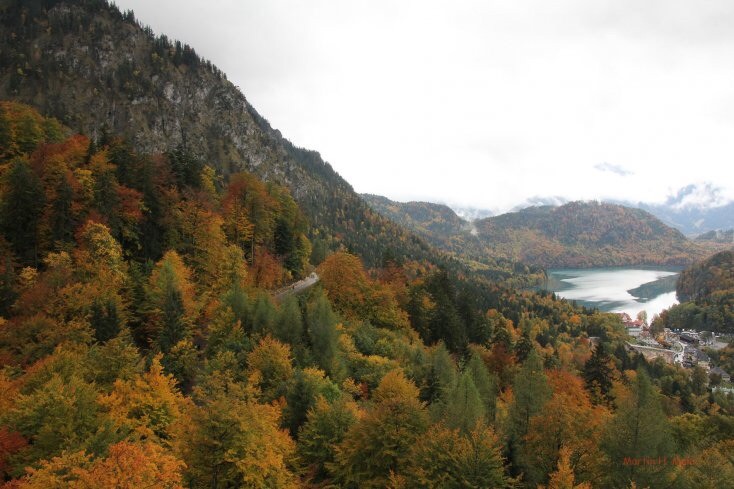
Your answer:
361;194;546;285
474;201;704;268
0;0;432;267
361;194;472;239
363;196;705;271
677;250;734;303
653;250;734;334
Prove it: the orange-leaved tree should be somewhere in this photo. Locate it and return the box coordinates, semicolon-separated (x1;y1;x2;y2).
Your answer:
521;370;610;486
10;441;185;489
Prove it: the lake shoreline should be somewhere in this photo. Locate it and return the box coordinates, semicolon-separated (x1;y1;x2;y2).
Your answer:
544;266;682;319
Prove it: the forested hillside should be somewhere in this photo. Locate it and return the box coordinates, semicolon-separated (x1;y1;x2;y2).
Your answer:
0;89;732;489
362;194;545;287
0;2;733;488
474;201;704;268
362;194;471;239
677;251;734;303
364;195;704;270
0;0;439;268
653;250;734;334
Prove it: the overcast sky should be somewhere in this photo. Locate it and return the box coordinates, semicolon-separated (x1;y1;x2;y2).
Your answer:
116;0;734;213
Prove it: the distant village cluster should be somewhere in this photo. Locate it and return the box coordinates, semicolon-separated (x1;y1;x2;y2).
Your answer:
620;313;732;390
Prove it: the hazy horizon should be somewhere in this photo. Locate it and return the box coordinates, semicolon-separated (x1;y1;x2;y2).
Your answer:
116;1;734;213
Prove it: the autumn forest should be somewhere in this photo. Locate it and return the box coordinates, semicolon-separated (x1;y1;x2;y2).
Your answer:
1;1;734;488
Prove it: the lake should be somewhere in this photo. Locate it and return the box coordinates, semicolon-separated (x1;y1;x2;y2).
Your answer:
546;267;682;319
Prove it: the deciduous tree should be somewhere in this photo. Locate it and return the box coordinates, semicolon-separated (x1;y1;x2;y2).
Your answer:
247;335;294;402
333;370;428;488
99;355;186;445
179;381;297;488
399;423;511;488
11;441;185;489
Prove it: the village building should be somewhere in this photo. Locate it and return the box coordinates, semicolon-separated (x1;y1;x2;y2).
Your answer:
710;366;731;383
618;312;647;338
679;331;700;344
626;342;676;364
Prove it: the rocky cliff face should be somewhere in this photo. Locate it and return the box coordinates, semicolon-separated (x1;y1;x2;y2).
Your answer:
3;1;311;189
0;0;432;266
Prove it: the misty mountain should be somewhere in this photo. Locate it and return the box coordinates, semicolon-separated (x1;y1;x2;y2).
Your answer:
636;184;734;236
450;206;494;221
695;229;734;244
509;195;569;212
499;185;734;236
361;194;545;284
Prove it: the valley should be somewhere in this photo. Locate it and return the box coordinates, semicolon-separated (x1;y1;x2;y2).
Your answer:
0;2;732;488
363;195;712;270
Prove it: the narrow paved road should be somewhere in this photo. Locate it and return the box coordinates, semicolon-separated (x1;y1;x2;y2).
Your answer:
274;272;320;301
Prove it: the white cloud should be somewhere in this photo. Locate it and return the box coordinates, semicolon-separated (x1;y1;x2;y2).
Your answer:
594;162;633;177
116;0;734;212
666;183;732;210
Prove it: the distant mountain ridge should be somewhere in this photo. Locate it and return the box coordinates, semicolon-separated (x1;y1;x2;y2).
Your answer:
514;185;734;236
696;229;734;244
473;201;704;268
363;195;704;269
361;194;545;285
638;202;734;236
465;184;734;236
361;194;472;238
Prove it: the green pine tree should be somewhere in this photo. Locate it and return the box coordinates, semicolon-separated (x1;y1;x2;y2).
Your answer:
465;350;498;422
444;370;485;433
275;295;304;345
306;292;343;379
601;370;676;488
0;159;45;265
583;342;616;404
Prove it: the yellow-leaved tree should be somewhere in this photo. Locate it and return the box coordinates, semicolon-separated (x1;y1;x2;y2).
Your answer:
146;251;197;353
178;376;297;488
99;355;188;445
332;369;428;488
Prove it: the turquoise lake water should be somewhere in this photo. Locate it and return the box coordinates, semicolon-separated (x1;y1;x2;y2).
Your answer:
546;267;681;319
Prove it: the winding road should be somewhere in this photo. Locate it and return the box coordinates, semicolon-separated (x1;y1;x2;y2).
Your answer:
273;272;320;301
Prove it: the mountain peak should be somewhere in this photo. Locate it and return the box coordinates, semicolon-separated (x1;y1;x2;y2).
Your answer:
0;0;437;267
475;201;702;268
